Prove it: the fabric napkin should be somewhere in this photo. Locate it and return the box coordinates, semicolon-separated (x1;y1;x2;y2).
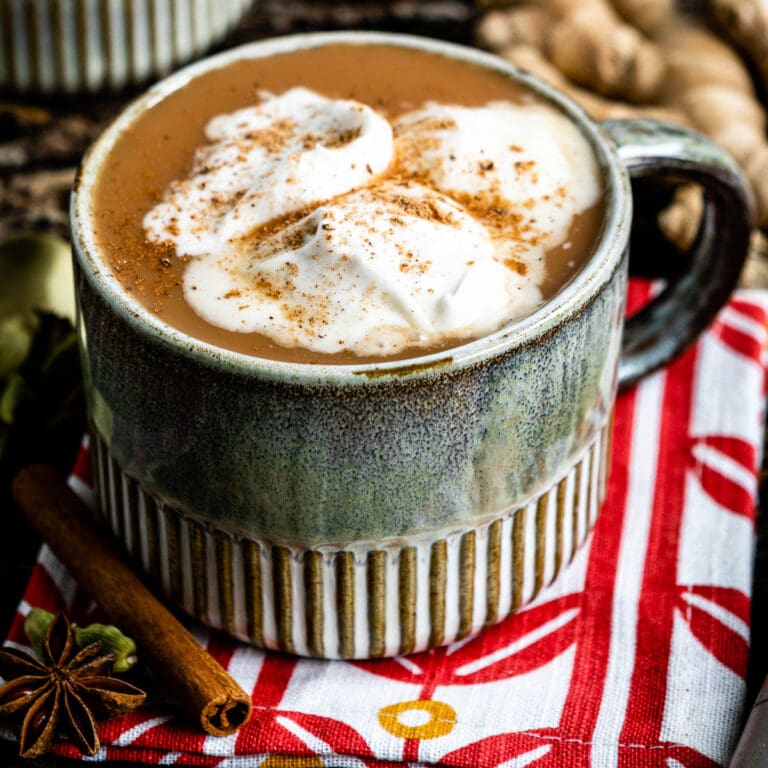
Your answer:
3;281;768;768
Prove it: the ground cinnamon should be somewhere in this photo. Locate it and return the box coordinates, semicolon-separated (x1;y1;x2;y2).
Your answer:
11;464;252;737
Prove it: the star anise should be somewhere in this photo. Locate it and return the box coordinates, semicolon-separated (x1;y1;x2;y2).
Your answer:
0;612;146;758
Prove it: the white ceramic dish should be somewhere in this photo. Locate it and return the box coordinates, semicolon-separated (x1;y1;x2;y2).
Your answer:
0;0;253;94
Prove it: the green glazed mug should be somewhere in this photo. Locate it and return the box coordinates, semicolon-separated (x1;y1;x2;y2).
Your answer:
71;32;752;659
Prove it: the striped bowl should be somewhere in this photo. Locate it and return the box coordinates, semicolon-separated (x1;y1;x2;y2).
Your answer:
0;0;253;94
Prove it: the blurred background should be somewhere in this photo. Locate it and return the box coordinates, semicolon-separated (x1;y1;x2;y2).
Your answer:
2;2;768;764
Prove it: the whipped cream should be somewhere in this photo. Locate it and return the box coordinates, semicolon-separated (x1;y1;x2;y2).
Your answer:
183;181;534;354
144;88;601;357
144;87;393;257
394;102;601;256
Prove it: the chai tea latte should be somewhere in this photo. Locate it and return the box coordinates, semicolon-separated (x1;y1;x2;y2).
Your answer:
92;44;605;364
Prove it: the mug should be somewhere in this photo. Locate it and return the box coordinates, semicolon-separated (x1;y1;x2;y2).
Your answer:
70;32;752;659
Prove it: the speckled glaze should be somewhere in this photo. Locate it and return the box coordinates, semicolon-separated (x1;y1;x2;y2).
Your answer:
76;264;624;545
70;33;753;657
0;0;253;94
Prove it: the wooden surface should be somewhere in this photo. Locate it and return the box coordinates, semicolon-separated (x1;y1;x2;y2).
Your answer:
1;1;767;764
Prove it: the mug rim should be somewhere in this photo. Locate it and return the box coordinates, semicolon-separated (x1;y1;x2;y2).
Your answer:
71;30;632;384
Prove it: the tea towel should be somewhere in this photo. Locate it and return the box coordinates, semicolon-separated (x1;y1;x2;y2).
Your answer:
3;281;768;768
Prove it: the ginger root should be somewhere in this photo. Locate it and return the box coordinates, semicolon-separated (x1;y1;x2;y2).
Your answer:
501;44;687;123
476;0;667;103
711;0;768;96
545;3;666;102
654;18;768;225
611;0;675;34
475;6;552;51
658;184;705;253
740;229;768;288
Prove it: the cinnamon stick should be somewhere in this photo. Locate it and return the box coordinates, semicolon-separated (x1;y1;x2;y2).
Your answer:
11;464;252;737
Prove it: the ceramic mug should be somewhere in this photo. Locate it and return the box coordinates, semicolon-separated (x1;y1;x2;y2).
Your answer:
71;32;752;659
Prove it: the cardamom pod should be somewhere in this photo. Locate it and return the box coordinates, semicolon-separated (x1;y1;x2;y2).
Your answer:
23;606;54;659
73;623;138;673
23;607;138;672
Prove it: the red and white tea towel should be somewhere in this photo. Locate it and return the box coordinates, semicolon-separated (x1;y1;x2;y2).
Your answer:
3;282;768;768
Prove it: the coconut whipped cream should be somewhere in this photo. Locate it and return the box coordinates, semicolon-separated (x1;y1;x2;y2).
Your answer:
394;102;601;255
143;87;393;257
143;87;601;356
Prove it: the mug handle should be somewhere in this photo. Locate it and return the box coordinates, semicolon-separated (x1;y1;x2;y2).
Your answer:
600;119;754;389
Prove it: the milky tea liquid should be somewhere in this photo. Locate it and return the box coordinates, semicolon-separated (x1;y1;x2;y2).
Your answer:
92;44;605;364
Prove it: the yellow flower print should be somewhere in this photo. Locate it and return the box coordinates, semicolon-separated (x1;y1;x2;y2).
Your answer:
378;699;457;740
